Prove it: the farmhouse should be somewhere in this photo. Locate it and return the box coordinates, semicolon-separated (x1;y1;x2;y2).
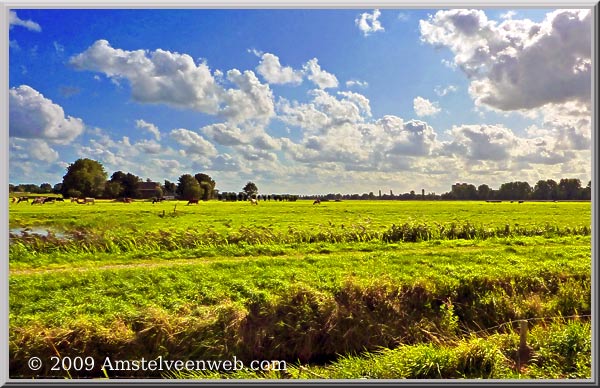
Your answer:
138;181;161;199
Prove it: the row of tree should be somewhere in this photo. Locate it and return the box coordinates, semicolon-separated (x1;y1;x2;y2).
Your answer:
8;158;593;202
444;179;591;201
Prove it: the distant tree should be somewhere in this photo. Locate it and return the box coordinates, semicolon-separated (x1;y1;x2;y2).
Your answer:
533;180;557;200
176;174;201;200
39;183;52;193
61;158;107;198
109;171;141;198
497;181;531;200
477;184;491;200
104;181;123;199
450;183;478;200
195;173;216;200
243;182;258;198
558;178;581;200
163;180;177;196
52;183;63;195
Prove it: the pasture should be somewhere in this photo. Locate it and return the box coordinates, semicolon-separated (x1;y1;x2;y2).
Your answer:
8;199;592;379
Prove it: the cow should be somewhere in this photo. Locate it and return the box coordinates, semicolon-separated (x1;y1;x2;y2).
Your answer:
249;198;258;205
71;198;79;203
31;197;46;205
84;197;95;204
122;197;133;203
17;196;29;204
152;197;164;204
187;199;199;205
43;197;56;204
11;197;16;203
55;198;64;202
313;199;321;205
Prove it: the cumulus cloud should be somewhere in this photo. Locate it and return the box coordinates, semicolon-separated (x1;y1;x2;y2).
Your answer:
201;123;245;146
346;79;369;88
355;9;384;36
278;89;370;132
221;69;275;124
10;138;59;163
136;119;161;140
9;85;84;144
70;40;222;114
434;85;458;97
303;58;339;89
256;53;303;85
9;11;41;32
170;128;218;158
135;139;162;154
420;9;592;111
71;40;278;126
413;96;441;117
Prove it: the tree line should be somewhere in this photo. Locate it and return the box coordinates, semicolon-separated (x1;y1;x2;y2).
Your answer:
8;158;592;201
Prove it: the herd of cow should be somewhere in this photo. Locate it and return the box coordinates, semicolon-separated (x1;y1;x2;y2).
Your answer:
11;196;94;205
11;196;324;206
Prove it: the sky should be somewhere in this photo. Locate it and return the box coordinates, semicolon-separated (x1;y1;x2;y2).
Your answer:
8;8;593;195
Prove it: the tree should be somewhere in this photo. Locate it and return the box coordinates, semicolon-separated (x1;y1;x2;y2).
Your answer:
163;180;177;196
52;183;63;195
558;178;581;200
109;171;142;198
194;173;216;200
243;182;258;198
176;174;201;200
61;158;107;198
39;183;52;193
104;181;123;199
533;179;558;200
477;184;491;200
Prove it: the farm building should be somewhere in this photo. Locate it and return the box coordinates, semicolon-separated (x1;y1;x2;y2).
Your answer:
138;181;162;199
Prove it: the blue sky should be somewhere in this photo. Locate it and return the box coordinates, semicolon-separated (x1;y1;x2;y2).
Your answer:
8;8;592;194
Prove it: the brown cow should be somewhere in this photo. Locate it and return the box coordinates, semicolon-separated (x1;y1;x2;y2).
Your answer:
313;199;321;205
187;199;199;205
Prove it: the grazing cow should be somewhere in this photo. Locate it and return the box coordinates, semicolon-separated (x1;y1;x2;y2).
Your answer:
152;197;164;204
313;199;321;205
249;198;258;205
84;197;95;204
43;197;56;204
55;198;64;202
11;197;16;203
17;196;29;204
31;197;46;205
71;198;79;203
187;199;199;205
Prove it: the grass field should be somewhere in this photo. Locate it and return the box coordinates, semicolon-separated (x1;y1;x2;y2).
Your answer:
8;199;592;379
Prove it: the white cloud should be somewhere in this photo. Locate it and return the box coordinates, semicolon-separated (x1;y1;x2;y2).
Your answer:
71;40;277;126
221;69;275;124
201;123;245;146
420;9;592;111
434;85;458;97
9;85;84;144
413;96;441;117
70;40;222;114
9;11;41;32
135;139;162;154
135;119;161;140
256;53;303;85
500;10;517;20
10;138;59;163
170;128;218;158
346;79;369;88
303;58;339;89
355;9;384;36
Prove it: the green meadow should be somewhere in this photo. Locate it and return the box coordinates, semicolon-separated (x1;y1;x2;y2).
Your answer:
8;199;592;379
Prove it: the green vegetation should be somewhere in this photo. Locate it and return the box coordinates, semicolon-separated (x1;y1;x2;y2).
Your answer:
8;200;591;379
